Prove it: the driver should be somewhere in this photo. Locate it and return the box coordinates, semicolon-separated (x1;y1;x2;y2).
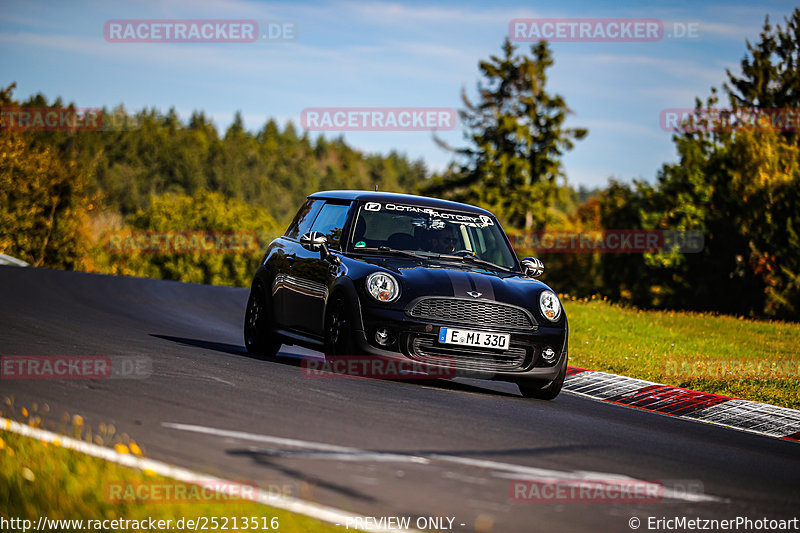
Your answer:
427;225;458;254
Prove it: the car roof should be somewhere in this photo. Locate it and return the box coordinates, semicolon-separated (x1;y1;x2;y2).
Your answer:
308;190;494;216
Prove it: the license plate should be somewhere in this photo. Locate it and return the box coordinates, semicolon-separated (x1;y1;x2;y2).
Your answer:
438;327;510;350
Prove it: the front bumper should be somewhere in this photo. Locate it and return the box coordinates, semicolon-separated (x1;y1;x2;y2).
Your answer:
353;305;567;383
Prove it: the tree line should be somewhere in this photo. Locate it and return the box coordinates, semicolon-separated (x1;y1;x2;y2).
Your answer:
0;86;427;285
1;8;798;320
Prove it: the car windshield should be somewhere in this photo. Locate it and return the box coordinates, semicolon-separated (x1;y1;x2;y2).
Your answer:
349;201;519;270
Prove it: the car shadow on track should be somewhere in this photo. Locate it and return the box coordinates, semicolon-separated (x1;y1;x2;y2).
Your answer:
226;448;380;503
225;443;604;504
151;334;524;399
150;334;303;366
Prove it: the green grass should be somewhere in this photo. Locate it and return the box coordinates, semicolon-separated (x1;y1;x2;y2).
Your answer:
0;428;344;532
564;296;800;409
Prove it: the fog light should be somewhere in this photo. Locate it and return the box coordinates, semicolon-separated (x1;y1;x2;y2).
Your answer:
375;328;393;346
541;346;557;363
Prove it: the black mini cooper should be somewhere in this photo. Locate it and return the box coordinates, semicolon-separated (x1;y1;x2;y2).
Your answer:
244;191;568;399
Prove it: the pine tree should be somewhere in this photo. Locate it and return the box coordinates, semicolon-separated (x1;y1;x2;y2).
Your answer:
424;38;587;229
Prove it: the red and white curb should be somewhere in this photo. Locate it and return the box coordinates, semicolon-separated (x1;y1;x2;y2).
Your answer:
563;367;800;443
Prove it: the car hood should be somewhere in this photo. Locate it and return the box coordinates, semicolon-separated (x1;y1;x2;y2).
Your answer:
354;255;551;309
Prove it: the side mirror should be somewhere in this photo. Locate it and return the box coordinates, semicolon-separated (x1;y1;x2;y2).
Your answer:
300;231;340;265
300;231;327;251
521;257;544;278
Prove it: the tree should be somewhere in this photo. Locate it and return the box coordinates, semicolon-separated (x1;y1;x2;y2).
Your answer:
424;38;587;229
0;83;97;269
725;8;800;147
1;83;432;285
633;9;800;318
100;191;280;287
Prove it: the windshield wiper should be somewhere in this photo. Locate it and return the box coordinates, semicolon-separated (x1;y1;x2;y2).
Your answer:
354;246;433;259
438;252;515;273
354;246;514;272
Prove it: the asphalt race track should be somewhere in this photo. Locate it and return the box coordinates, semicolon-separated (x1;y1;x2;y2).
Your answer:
1;265;799;532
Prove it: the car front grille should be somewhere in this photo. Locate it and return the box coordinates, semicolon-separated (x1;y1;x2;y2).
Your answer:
407;298;535;329
409;335;530;372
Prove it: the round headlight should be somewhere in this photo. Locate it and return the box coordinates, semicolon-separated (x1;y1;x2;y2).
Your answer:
539;290;561;322
366;272;400;303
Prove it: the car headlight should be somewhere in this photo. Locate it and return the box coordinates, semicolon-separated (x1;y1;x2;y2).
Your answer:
366;272;400;303
539;290;561;322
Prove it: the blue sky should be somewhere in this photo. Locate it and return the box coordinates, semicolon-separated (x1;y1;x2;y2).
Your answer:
1;0;796;188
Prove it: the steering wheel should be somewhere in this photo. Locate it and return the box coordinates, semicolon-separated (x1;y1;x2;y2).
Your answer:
451;249;475;257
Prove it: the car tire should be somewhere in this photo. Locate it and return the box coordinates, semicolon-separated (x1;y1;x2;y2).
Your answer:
517;358;567;400
324;296;359;356
244;280;280;357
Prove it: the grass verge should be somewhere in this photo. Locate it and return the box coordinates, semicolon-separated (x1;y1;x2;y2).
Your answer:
564;296;800;410
0;428;344;532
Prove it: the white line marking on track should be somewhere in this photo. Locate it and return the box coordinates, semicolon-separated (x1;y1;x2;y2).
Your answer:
241;445;431;463
0;417;415;533
163;422;429;461
163;421;723;503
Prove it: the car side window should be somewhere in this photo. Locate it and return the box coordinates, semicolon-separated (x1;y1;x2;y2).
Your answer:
310;202;351;250
285;199;324;240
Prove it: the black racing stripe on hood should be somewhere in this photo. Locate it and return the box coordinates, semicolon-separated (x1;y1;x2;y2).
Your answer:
467;273;496;301
445;271;470;298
